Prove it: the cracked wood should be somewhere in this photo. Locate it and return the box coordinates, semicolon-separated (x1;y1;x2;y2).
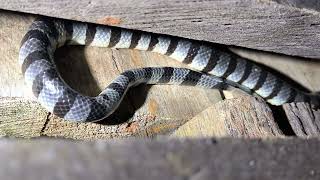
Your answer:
2;0;320;58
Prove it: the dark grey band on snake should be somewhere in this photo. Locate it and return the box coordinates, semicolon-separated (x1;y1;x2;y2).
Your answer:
19;18;319;122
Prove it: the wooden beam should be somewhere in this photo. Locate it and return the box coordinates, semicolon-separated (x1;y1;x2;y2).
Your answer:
283;103;320;137
172;95;284;138
0;96;284;139
0;138;319;179
2;0;320;58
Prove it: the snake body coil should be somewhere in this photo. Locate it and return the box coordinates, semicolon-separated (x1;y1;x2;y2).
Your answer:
19;18;318;122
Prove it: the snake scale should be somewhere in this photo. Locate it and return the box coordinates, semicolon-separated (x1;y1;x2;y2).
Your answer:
19;17;319;122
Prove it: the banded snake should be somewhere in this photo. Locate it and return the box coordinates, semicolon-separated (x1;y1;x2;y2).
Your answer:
19;18;319;122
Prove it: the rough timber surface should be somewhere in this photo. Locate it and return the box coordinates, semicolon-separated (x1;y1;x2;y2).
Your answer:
2;0;320;59
0;10;319;138
0;96;284;139
0;138;320;180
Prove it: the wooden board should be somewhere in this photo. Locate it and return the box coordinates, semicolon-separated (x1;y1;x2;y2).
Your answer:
2;0;320;59
0;138;320;180
172;96;284;138
0;96;286;139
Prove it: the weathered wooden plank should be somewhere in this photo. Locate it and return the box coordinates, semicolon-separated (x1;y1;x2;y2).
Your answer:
283;103;320;137
0;138;320;180
2;0;320;58
0;96;284;139
0;98;47;138
172;96;284;138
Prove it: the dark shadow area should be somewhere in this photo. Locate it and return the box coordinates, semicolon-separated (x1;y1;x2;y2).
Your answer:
97;85;152;125
55;46;152;125
55;46;101;96
270;106;296;136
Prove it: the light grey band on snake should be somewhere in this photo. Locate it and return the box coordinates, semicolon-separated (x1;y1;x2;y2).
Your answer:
19;17;319;122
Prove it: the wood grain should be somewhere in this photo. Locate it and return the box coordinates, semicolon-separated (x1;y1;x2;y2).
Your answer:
0;97;47;138
2;0;320;58
283;103;320;137
0;96;284;139
172;96;284;138
0;138;320;180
